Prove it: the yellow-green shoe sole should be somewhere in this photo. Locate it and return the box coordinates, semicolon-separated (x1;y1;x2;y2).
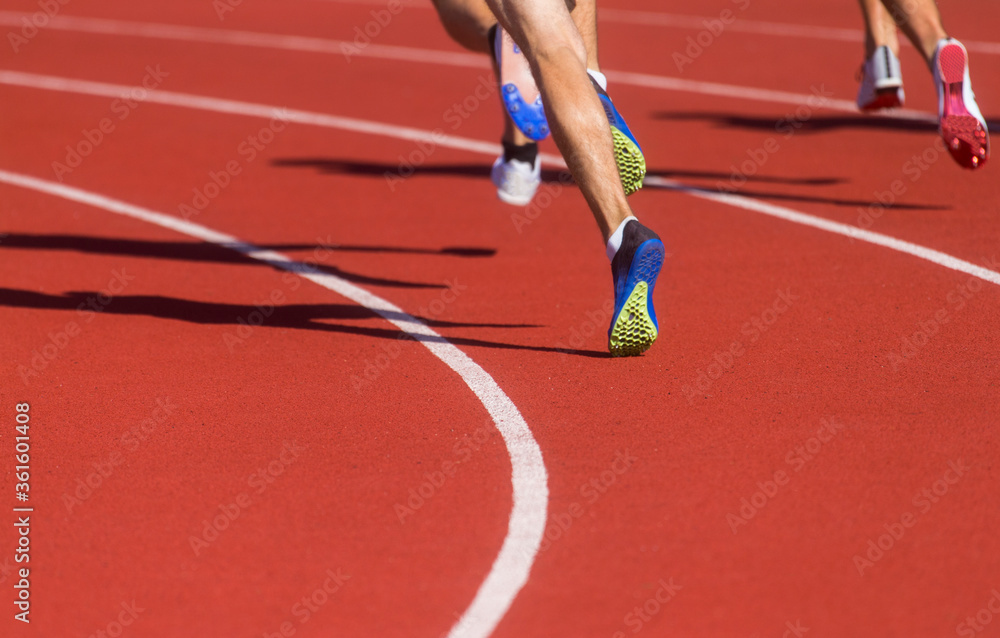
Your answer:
608;281;658;357
612;128;647;196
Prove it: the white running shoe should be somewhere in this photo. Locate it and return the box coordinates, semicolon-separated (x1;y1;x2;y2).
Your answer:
491;154;541;206
933;38;989;169
857;45;905;111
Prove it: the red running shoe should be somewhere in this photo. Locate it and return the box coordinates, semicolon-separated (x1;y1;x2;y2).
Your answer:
934;38;989;170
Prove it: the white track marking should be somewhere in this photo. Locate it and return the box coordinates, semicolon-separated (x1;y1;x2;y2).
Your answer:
0;168;548;638
0;12;934;118
0;70;501;157
598;8;1000;55
644;176;1000;286
603;69;933;121
301;1;1000;54
599;9;1000;55
600;8;864;42
0;11;487;69
2;69;996;291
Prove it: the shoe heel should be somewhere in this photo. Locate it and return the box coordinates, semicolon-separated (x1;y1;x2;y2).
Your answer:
608;239;664;357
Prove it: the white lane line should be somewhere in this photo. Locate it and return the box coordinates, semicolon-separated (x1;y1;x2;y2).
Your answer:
0;168;548;638
644;176;1000;287
0;12;933;118
603;68;933;121
0;11;487;69
598;9;1000;55
294;1;1000;54
0;70;502;157
2;69;996;292
298;1;1000;54
600;8;864;42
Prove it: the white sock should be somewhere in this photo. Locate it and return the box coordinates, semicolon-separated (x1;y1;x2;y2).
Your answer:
606;216;637;261
587;69;608;91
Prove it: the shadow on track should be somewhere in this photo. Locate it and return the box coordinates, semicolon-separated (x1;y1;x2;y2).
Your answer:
273;157;949;210
684;185;950;210
651;111;938;134
0;234;499;289
647;169;845;187
0;288;610;359
273;157;571;185
273;157;847;189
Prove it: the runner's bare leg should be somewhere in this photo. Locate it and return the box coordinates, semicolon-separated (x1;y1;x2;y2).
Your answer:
570;0;601;74
485;0;632;241
858;0;900;58
432;0;605;150
431;0;530;146
878;0;948;66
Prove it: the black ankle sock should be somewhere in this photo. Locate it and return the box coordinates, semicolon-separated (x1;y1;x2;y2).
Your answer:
487;24;498;63
502;139;538;164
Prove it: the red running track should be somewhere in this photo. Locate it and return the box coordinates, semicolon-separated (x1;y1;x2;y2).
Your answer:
1;0;999;636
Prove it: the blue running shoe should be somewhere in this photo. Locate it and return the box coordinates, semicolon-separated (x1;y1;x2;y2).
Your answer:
608;220;664;357
592;78;646;196
494;27;550;141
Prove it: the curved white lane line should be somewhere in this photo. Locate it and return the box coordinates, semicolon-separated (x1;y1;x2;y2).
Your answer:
0;11;488;68
0;70;501;157
0;168;548;638
600;8;864;42
644;176;1000;287
598;9;1000;55
299;0;1000;54
0;12;933;119
308;1;1000;54
2;69;996;292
